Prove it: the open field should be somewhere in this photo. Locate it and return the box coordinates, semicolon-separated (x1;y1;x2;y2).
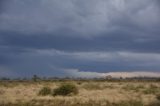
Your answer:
0;80;160;106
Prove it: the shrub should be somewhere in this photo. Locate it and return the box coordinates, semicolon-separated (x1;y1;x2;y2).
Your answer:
150;84;158;89
38;87;52;96
122;84;137;91
53;83;78;96
83;83;103;90
77;82;82;85
143;88;157;94
136;85;145;89
157;94;160;101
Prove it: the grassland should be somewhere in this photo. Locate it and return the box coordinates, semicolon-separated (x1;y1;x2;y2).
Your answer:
0;80;160;106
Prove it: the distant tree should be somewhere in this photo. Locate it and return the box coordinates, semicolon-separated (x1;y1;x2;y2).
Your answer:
157;78;160;82
120;77;123;80
32;75;39;82
1;77;10;81
22;77;27;81
42;77;47;80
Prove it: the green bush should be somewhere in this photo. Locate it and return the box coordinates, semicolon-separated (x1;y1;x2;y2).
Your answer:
38;87;52;96
53;83;78;96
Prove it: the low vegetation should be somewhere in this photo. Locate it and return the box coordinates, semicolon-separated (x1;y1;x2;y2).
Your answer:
143;84;160;95
82;83;104;90
156;94;160;101
53;83;78;96
0;80;160;106
38;87;52;96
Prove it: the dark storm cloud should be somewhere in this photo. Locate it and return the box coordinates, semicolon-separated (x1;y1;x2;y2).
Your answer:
0;0;160;77
1;30;160;53
0;0;6;13
0;0;159;35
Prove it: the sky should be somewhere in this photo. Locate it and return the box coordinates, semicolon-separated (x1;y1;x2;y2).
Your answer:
0;0;160;78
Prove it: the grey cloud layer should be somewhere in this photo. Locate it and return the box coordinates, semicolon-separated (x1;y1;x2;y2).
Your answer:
0;0;159;35
0;0;160;77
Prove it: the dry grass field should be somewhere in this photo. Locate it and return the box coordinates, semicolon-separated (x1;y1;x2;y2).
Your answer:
0;80;160;106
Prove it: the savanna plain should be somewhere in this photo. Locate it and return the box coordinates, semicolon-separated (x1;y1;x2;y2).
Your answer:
0;80;160;106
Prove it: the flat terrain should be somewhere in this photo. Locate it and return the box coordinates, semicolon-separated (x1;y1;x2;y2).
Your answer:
0;80;160;106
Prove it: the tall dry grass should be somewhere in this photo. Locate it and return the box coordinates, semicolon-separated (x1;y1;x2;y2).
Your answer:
0;81;160;106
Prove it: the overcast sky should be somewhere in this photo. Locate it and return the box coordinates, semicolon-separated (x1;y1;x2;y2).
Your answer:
0;0;160;78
